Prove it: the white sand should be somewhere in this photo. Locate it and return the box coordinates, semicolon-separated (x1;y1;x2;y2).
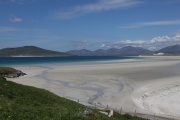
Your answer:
8;56;180;119
132;77;180;118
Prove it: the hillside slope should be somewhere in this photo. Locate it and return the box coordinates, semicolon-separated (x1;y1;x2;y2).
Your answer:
156;44;180;54
0;46;71;57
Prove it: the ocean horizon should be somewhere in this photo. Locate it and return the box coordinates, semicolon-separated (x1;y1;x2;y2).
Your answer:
0;56;138;66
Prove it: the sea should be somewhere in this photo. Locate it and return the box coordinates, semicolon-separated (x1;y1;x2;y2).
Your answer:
0;56;138;66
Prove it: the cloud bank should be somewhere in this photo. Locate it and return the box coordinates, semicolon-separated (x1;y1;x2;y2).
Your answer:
53;0;142;19
101;31;180;51
120;20;180;28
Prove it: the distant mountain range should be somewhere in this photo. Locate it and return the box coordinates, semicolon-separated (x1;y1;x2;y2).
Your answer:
67;44;180;56
0;44;180;57
156;44;180;54
67;46;153;56
0;46;71;57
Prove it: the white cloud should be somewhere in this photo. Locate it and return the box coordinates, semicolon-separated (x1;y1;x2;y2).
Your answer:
100;31;180;51
9;16;23;23
150;36;171;43
101;40;147;49
53;0;142;19
121;40;145;44
120;20;180;28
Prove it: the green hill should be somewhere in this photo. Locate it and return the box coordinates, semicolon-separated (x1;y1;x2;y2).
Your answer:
0;46;71;57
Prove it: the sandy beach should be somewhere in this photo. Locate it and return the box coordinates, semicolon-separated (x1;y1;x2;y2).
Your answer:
9;56;180;119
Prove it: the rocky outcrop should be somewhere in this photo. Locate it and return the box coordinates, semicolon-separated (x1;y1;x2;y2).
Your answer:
79;109;95;118
0;76;6;80
3;70;26;78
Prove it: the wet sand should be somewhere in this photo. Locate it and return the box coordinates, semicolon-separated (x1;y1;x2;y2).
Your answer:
9;56;180;119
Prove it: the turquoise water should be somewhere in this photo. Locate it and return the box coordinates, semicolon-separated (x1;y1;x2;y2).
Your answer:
0;56;138;66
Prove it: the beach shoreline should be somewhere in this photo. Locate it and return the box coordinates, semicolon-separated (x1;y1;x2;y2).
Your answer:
8;56;180;119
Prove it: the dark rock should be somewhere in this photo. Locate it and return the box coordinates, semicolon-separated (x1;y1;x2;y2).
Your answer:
3;70;27;78
82;109;93;116
79;109;96;118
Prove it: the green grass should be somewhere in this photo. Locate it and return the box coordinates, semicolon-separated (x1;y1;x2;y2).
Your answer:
0;67;16;75
0;67;148;120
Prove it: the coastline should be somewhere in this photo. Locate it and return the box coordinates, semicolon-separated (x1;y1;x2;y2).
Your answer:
8;56;180;119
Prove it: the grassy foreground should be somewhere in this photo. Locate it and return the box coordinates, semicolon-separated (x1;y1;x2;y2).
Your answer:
0;67;16;75
0;67;147;120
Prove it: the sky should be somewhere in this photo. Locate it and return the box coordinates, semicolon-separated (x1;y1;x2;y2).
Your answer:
1;0;180;52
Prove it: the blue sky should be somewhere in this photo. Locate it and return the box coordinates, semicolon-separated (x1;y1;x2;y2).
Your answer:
1;0;180;51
